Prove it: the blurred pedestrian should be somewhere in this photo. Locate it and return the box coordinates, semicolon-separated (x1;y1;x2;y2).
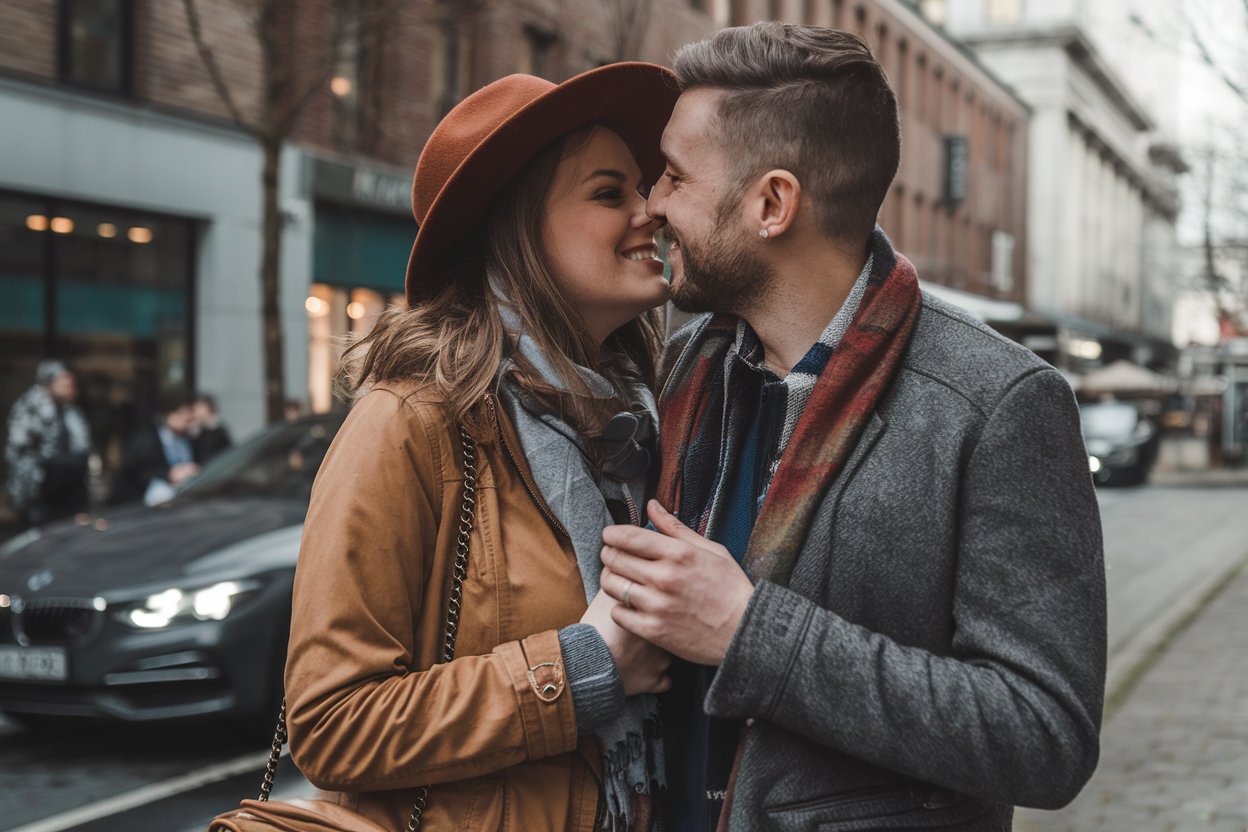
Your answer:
282;399;305;423
111;393;200;506
190;393;232;464
4;360;91;528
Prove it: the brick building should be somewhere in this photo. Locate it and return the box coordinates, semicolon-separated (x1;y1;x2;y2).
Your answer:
0;0;1027;518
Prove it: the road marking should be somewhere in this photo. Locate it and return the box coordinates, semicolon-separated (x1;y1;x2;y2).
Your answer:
6;748;285;832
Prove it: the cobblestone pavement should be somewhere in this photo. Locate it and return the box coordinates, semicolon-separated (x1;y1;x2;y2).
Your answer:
1016;562;1248;832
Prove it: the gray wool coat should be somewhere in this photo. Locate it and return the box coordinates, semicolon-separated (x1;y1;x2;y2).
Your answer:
663;294;1106;831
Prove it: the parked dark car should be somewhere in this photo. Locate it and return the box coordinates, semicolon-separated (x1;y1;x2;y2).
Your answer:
1080;400;1157;486
0;413;343;725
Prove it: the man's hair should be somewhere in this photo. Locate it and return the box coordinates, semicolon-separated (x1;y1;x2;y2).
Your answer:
159;391;194;416
672;23;900;242
193;393;217;412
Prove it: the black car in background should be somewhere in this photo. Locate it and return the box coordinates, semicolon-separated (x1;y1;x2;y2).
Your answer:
0;413;343;725
1080;401;1158;486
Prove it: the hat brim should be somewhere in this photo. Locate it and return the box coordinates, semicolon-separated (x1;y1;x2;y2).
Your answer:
405;62;680;304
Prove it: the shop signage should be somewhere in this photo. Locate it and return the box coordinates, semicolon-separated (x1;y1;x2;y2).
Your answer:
309;157;411;215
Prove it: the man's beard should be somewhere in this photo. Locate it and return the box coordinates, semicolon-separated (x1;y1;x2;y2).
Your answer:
660;205;772;315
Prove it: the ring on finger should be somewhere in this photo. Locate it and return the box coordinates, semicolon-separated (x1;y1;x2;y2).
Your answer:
621;578;635;609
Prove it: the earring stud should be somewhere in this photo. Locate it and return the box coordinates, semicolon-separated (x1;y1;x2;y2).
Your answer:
759;228;769;239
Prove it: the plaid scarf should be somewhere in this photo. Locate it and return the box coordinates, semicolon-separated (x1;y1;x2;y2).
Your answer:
657;229;920;588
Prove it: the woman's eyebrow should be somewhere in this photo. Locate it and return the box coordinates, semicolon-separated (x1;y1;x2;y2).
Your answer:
580;169;627;185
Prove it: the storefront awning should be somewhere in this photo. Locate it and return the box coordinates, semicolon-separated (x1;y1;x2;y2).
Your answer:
919;281;1025;323
313;206;415;294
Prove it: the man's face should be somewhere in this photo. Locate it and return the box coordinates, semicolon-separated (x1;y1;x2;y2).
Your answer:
646;88;771;315
166;405;194;435
47;371;77;404
192;401;214;427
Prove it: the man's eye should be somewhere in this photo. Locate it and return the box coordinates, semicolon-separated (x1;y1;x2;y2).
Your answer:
664;171;682;186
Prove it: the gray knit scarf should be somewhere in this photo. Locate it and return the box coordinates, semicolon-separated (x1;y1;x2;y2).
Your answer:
492;288;665;831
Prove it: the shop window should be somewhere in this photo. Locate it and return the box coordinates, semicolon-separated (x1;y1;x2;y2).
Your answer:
306;284;398;413
59;0;130;93
0;192;194;497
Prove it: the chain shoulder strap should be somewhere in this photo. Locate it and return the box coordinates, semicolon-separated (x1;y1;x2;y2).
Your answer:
258;425;478;832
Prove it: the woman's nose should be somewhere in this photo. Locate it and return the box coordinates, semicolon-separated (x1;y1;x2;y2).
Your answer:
632;194;662;229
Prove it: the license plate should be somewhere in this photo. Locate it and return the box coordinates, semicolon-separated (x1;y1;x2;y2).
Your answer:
0;645;68;682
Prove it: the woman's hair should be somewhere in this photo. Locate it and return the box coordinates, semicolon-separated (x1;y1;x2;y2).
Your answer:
337;127;664;442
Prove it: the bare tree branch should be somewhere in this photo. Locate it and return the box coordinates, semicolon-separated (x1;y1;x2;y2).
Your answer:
1181;3;1248;108
181;0;248;127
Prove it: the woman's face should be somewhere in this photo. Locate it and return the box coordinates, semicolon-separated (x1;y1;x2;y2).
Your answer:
541;127;669;344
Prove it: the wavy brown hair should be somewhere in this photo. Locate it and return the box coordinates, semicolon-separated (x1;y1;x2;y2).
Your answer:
338;127;664;443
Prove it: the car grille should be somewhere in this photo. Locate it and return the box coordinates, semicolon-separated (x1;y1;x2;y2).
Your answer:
5;597;103;646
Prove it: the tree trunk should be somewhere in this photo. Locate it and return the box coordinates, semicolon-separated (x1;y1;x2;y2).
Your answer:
259;131;285;424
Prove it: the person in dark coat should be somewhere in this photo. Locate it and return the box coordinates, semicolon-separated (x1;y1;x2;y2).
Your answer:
111;393;200;506
596;24;1105;832
4;360;91;528
190;393;232;465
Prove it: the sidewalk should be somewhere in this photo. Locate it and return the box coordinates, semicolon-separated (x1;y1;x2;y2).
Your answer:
1015;560;1248;831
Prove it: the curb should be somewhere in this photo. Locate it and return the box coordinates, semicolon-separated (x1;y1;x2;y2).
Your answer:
1103;552;1248;721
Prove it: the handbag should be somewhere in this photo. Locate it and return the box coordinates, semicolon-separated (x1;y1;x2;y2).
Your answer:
209;426;478;832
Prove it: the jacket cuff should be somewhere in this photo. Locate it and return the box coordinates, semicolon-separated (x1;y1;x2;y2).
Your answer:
705;579;816;720
493;630;579;760
558;623;626;734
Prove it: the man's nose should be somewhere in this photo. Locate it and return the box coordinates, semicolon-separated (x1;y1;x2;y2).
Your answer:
645;180;668;223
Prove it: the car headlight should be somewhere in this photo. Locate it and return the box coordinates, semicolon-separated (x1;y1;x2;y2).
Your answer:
1088;456;1103;473
116;580;259;629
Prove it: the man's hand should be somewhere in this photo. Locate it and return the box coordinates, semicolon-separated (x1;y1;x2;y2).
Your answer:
168;462;200;485
580;589;672;696
600;500;755;666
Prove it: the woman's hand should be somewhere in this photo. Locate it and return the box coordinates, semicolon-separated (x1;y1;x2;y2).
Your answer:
581;589;672;696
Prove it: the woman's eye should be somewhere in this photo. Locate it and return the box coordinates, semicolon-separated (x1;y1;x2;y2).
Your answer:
594;188;624;201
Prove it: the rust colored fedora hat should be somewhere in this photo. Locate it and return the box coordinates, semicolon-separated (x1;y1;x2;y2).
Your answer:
404;62;679;304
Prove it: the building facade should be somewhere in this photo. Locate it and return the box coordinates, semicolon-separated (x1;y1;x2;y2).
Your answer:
931;0;1184;370
0;0;1027;520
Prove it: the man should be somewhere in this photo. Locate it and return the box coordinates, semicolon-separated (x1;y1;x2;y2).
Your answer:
111;393;200;506
190;393;232;465
4;360;91;528
598;24;1105;831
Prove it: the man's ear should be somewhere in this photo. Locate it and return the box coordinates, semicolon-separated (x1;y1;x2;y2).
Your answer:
743;170;802;240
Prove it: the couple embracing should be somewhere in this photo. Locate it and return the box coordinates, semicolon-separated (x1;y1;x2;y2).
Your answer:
265;22;1104;832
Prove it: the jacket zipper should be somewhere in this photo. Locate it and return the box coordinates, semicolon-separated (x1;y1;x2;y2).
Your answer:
623;491;640;527
485;394;571;541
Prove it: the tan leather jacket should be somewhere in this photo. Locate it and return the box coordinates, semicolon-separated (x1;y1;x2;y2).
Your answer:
285;382;603;830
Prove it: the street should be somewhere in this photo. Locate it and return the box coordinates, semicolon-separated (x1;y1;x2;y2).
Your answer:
2;477;1247;831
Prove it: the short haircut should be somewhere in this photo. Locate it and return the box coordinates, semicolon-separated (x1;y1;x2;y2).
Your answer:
159;391;195;415
193;392;218;412
672;23;900;243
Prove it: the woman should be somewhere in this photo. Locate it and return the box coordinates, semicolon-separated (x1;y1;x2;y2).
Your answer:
283;65;680;831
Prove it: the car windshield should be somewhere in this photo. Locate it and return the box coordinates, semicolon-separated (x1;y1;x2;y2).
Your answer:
175;416;342;501
1079;403;1138;440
